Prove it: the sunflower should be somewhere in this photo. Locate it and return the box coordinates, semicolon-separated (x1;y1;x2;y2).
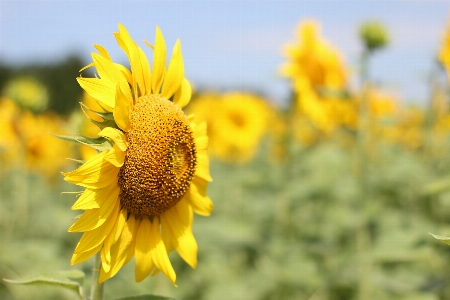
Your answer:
209;92;269;163
439;20;450;79
62;24;213;284
2;76;49;113
19;111;72;179
281;19;347;91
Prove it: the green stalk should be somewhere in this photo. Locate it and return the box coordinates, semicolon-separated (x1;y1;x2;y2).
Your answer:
90;252;104;300
356;49;371;300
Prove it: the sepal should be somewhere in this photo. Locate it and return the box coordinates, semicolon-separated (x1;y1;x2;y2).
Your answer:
80;102;120;130
53;134;113;152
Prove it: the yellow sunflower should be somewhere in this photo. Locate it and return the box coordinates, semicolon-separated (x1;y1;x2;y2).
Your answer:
210;92;269;163
439;20;450;79
281;19;347;91
62;24;213;284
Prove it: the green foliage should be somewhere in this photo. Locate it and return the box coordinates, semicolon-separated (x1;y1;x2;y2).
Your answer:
2;139;450;299
3;270;85;299
114;295;177;300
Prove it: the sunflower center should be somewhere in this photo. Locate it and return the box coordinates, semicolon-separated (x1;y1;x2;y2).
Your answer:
118;95;196;219
229;112;246;128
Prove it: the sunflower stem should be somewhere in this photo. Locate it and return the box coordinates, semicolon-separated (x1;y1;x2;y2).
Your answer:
90;252;104;300
356;49;372;300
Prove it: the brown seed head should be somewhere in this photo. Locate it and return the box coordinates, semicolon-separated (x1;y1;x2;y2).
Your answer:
118;95;196;219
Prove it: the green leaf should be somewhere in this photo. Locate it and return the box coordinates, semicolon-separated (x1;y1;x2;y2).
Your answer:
114;295;177;300
3;270;85;299
66;158;86;165
422;177;450;195
80;102;119;130
429;233;450;246
53;134;113;152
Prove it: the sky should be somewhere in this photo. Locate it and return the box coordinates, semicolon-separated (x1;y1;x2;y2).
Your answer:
1;0;450;105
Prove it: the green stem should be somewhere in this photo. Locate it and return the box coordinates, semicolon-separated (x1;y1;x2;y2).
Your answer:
357;49;371;300
90;252;104;300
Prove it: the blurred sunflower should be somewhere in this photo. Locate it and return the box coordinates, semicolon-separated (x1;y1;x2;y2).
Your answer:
0;97;21;165
281;19;347;91
439;21;450;79
19;111;72;179
385;107;424;149
185;92;222;137
208;92;269;163
2;76;49;113
62;24;213;284
294;81;356;136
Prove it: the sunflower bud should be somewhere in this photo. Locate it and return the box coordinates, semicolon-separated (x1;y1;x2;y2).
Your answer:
359;21;389;52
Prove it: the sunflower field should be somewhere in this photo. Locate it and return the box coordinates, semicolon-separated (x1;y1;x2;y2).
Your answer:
2;14;450;300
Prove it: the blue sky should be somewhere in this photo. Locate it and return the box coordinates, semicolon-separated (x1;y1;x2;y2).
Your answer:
1;0;449;105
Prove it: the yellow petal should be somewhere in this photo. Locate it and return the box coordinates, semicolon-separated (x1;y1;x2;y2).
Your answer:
99;214;135;283
71;244;102;265
98;127;127;151
63;151;119;189
77;77;116;109
175;200;193;229
173;78;191;108
69;185;119;232
192;119;206;135
194;152;212;182
161;39;184;99
101;208;126;273
115;24;151;97
186;177;214;216
80;62;94;73
74;210;118;254
124;215;140;266
71;189;100;210
151;26;166;94
135;218;155;282
92;53;127;88
150;218;176;285
194;135;208;153
161;208;198;268
104;147;125;168
94;44;112;60
113;84;132;132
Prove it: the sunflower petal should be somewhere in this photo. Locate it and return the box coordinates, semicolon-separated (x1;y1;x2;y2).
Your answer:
73;210;118;254
92;53;129;90
113;84;132;132
94;44;112;60
124;215;140;266
161;208;198;268
186;177;214;216
71;244;102;265
115;24;151;97
150;218;176;285
161;39;184;99
68;185;119;232
194;153;212;182
101;208;126;273
98;127;127;151
63;151;119;189
77;77;116;109
173;78;191;108
104;147;125;167
71;189;100;210
99;214;135;283
151;26;166;94
135;218;155;282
